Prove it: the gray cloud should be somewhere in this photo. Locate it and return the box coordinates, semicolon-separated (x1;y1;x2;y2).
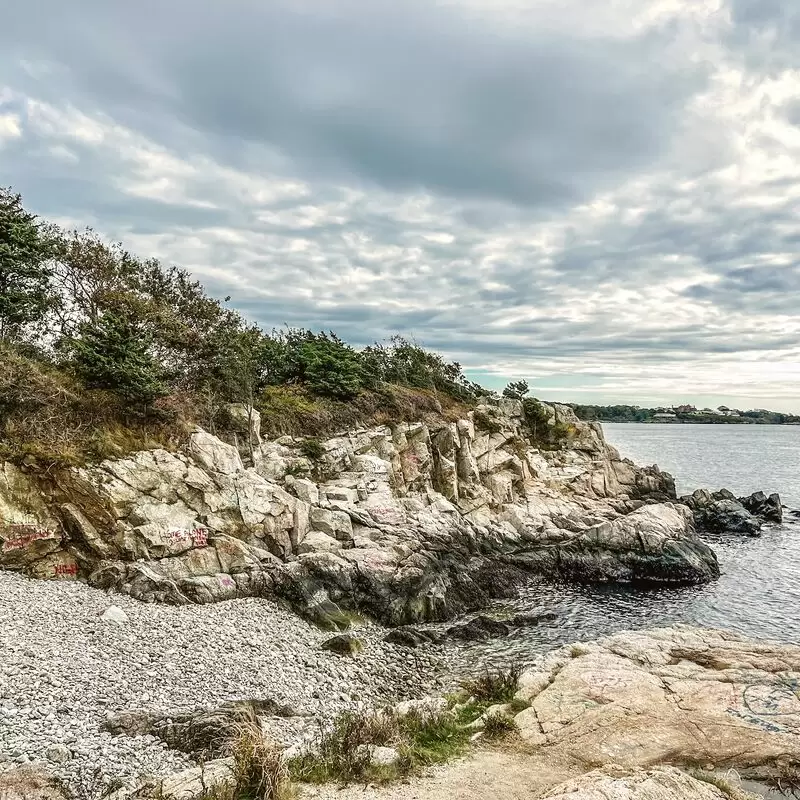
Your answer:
3;0;709;208
2;0;800;410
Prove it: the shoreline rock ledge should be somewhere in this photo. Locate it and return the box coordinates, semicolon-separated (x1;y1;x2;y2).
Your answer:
514;625;800;785
0;400;720;624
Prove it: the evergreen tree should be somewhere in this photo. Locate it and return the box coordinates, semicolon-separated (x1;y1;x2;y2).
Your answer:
0;187;55;342
503;379;529;400
71;313;168;408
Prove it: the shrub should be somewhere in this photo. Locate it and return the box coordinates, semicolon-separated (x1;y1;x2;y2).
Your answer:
299;438;325;461
502;380;529;401
69;312;168;410
289;710;399;784
473;409;503;434
288;704;474;786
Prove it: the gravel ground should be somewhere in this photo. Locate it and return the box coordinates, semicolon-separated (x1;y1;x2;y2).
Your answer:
0;572;452;786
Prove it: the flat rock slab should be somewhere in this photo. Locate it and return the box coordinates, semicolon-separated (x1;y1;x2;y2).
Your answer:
515;625;800;780
541;766;760;800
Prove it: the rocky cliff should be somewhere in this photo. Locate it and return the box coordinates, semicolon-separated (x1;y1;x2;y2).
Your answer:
0;400;719;626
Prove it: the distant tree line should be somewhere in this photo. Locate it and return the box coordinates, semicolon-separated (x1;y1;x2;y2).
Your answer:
571;403;800;425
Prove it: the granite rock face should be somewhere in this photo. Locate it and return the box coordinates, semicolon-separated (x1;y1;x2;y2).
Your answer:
515;625;800;782
0;402;719;624
540;766;760;800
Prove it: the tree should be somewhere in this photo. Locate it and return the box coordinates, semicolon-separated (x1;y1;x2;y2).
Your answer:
0;188;55;342
503;379;529;400
299;334;363;400
70;312;168;408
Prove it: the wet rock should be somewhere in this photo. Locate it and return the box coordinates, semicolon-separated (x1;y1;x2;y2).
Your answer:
383;627;443;648
739;491;783;523
321;634;363;656
447;616;510;641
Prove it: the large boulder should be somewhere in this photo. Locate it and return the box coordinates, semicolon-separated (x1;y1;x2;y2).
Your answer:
102;699;293;758
511;504;720;584
681;489;762;536
515;626;800;782
739;490;783;523
541;766;759;800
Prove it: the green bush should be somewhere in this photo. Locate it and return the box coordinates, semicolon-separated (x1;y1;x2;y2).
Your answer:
299;438;325;460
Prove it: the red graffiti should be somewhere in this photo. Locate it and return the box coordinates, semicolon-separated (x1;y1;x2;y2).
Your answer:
54;563;79;577
191;527;208;547
2;525;55;552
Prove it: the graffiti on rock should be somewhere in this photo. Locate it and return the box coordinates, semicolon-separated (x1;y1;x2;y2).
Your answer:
54;563;79;577
166;527;210;547
1;524;57;552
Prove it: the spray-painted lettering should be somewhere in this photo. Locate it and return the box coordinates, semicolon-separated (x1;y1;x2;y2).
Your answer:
1;525;55;552
165;527;209;547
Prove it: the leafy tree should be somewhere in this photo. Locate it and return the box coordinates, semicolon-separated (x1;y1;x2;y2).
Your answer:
502;380;529;400
70;312;168;408
0;188;56;342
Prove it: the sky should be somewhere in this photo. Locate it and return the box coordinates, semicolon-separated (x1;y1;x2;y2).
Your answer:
2;0;800;412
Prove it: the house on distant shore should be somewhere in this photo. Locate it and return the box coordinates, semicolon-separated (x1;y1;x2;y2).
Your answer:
653;412;677;421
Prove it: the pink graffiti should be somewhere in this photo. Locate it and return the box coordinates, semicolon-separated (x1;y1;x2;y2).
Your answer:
165;527;209;547
2;525;55;552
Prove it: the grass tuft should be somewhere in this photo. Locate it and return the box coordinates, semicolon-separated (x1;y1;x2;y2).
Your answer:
460;662;524;704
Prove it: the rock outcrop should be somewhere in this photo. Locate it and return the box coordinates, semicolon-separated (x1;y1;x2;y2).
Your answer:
102;699;294;759
0;402;720;624
540;766;759;800
514;625;800;783
681;489;783;536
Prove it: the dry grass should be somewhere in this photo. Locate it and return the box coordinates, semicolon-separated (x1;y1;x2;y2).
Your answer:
228;721;295;800
461;663;524;704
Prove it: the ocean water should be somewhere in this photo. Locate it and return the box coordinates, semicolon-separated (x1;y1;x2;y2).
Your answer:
452;423;800;665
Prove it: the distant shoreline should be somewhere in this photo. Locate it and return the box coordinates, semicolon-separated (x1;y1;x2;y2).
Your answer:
599;420;800;425
572;404;800;425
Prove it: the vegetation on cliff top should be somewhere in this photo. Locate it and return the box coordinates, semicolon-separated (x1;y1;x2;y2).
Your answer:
1;187;499;467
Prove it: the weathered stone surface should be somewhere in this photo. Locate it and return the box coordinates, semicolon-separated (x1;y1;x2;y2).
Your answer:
541;766;759;800
154;758;234;800
187;429;243;475
515;626;800;781
0;401;726;624
103;699;292;758
321;633;364;656
0;768;69;800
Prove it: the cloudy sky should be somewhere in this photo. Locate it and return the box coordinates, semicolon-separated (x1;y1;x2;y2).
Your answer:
2;0;800;411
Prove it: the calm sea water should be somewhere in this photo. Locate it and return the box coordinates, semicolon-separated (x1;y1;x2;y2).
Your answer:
452;424;800;666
